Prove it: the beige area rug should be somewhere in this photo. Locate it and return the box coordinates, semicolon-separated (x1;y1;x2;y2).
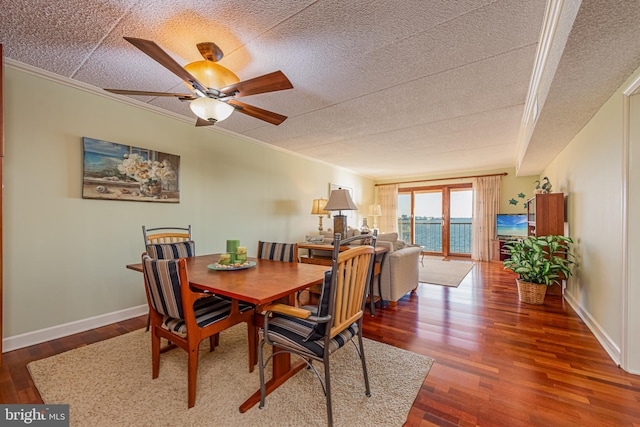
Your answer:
419;259;475;287
28;324;433;427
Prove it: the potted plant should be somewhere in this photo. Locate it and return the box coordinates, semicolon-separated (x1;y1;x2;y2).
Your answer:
503;235;574;305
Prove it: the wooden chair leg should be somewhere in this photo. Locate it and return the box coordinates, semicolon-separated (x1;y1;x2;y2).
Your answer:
208;333;220;352
388;300;398;307
151;327;161;379
187;344;199;408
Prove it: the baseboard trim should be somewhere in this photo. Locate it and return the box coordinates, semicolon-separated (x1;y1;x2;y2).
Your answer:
2;305;147;353
563;292;622;367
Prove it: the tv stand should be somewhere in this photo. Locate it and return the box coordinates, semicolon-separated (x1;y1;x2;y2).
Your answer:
491;237;522;262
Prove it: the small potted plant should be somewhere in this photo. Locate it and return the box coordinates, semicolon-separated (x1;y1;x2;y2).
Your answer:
503;235;574;304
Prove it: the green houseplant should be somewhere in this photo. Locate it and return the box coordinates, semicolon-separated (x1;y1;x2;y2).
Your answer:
503;235;574;304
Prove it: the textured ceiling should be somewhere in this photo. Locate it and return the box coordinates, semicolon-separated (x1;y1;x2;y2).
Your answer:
2;1;640;179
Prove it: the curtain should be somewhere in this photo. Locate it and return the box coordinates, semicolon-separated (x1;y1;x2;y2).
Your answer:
377;184;398;232
472;176;501;261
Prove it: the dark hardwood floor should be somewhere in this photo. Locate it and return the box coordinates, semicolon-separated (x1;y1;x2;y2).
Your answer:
2;260;639;426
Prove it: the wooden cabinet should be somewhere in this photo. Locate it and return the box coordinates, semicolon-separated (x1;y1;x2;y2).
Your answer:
527;193;565;236
491;239;512;262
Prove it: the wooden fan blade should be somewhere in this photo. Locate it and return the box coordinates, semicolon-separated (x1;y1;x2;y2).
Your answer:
195;117;215;127
105;89;195;99
228;100;287;125
197;42;223;62
123;37;208;94
220;71;293;98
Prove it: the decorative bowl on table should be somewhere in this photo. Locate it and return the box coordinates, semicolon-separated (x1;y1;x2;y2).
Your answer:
208;261;256;271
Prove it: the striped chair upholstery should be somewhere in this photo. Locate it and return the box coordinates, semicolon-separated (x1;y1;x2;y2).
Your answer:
143;255;185;319
146;240;196;260
142;255;252;332
257;241;298;262
260;308;358;358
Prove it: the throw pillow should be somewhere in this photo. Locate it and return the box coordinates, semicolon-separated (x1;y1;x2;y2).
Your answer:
394;240;406;251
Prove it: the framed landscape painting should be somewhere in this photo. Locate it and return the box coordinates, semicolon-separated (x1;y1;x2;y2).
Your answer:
82;137;180;203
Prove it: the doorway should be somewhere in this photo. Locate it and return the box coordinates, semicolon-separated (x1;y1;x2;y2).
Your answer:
398;184;472;257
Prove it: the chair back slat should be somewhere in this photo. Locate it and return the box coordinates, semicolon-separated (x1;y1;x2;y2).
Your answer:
257;241;299;262
330;247;373;337
143;225;192;246
148;233;191;244
142;255;184;319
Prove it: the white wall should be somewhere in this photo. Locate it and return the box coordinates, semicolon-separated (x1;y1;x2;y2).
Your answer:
2;64;373;342
625;87;640;373
541;64;640;372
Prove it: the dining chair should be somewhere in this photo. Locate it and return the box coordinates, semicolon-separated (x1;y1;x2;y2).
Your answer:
256;241;299;262
142;240;197;332
257;232;376;426
142;225;192;246
255;241;299;323
141;254;255;408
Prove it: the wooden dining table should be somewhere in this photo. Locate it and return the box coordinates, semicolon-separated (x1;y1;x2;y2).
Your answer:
126;253;328;412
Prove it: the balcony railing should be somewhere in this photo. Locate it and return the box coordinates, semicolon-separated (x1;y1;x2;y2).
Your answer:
398;217;472;254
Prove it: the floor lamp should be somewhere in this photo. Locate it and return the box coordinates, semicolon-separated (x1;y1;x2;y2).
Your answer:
324;188;357;238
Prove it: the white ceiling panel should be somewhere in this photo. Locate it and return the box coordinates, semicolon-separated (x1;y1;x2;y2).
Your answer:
2;1;640;179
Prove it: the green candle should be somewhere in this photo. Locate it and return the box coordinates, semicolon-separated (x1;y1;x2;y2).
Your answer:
237;247;247;263
226;240;239;263
226;240;240;253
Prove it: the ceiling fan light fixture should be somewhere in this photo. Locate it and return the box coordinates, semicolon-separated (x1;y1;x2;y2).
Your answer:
190;97;235;123
184;60;240;91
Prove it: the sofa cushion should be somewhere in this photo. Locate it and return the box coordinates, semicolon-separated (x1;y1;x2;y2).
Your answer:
377;232;399;242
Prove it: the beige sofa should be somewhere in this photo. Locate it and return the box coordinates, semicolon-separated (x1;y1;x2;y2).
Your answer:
315;230;421;306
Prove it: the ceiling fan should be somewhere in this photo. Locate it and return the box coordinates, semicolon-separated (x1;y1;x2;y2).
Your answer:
104;37;293;126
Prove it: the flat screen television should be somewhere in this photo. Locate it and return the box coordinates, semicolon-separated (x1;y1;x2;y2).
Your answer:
496;214;528;239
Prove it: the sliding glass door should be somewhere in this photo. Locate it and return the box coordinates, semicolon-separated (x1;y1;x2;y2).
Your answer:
398;184;472;257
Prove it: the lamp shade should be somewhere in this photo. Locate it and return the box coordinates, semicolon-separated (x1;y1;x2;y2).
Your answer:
183;60;240;90
324;189;357;211
190;97;234;123
368;204;382;217
311;198;328;215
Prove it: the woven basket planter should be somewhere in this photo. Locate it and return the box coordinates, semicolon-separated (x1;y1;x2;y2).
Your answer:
516;279;547;305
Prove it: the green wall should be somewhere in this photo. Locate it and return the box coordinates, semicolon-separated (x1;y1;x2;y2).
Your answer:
3;64;374;338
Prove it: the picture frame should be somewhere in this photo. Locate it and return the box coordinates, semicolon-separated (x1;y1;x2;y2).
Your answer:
82;137;180;203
